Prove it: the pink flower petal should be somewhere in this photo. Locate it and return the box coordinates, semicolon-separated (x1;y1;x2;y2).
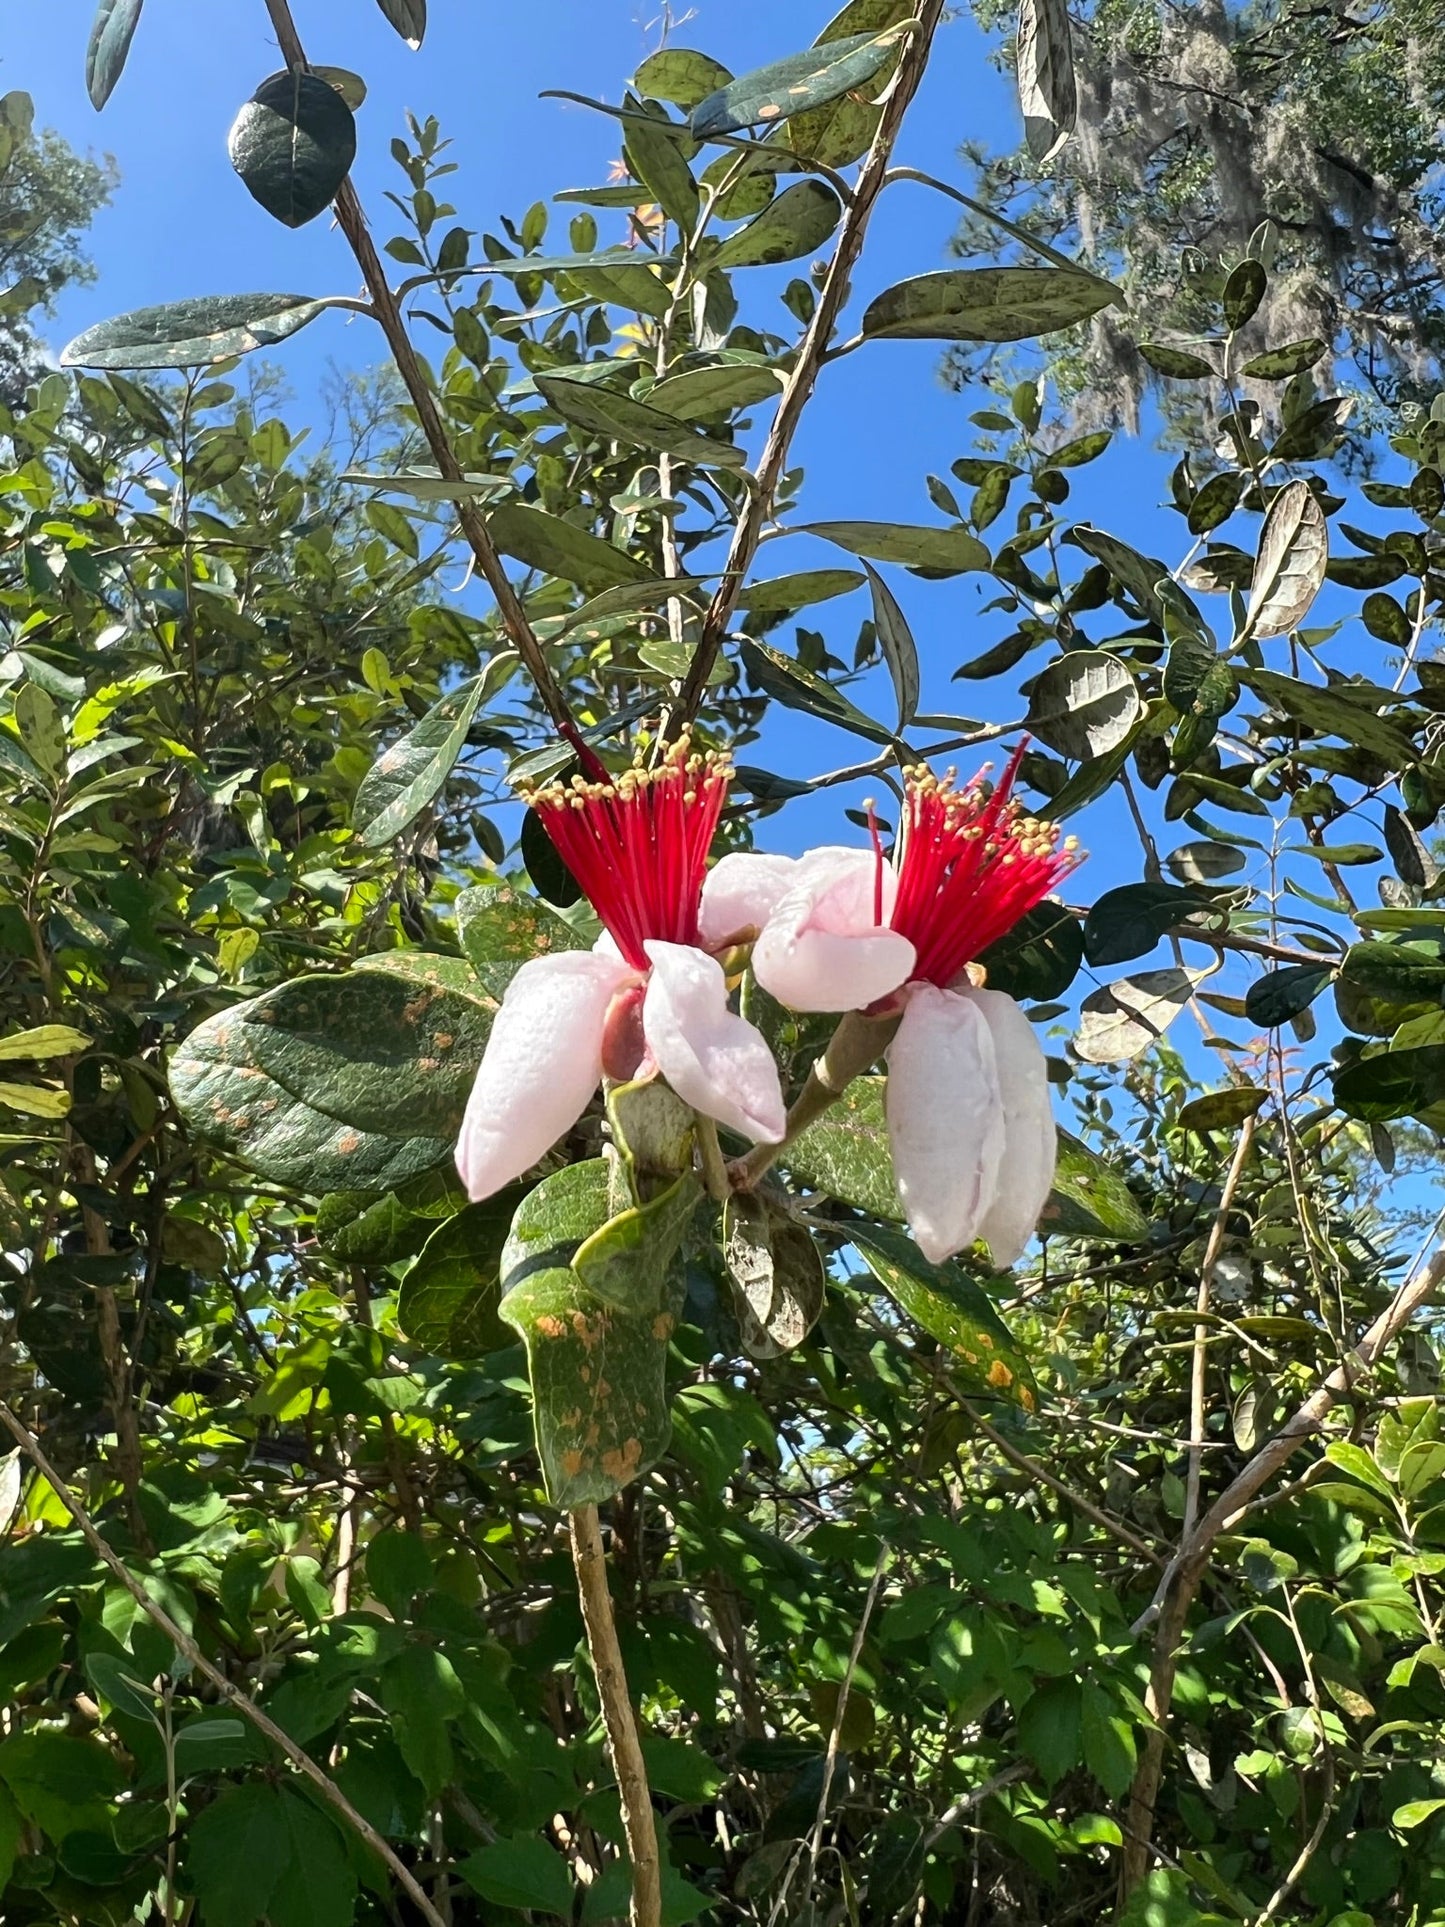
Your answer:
750;848;915;1012
454;950;634;1200
885;982;1005;1264
965;988;1057;1267
697;852;799;950
642;940;786;1143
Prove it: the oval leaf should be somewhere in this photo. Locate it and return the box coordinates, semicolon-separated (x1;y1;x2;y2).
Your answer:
799;518;989;574
228;71;358;229
86;0;144;110
353;680;485;847
61;293;331;371
863;266;1117;343
534;374;745;468
714;181;842;269
862;563;920;729
1074;967;1207;1064
1245;479;1328;639
690;29;903;140
1027;649;1142;760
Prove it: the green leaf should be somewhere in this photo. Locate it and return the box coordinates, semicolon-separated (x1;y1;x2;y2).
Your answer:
1018;1676;1082;1785
977;901;1084;1001
1177;1086;1266;1134
1238;336;1326;379
1223;258;1267;330
738;568;865;612
1138;342;1215;379
365;1531;434;1620
0;1024;90;1062
1245;479;1328;639
1334;1046;1445;1121
455;884;588;998
1245;963;1335;1027
185;1784;287;1927
1341;941;1445;1003
500;1163;695;1505
713;181;842;268
352;678;484;847
170;968;493;1193
742;639;894;743
690;28;904;139
86;0;144;110
1074;967;1205;1063
1027;649;1142;760
786;1075;900;1221
0;1783;18;1894
863;563;920;729
459;1835;574;1917
1017;0;1077;161
1084;881;1218;965
62;293;331;370
341;466;506;501
1043;1129;1149;1239
1394;1798;1445;1831
623;109;699;232
535;374;745;468
1081;1682;1136;1798
862;265;1117;343
799;518;989;573
1165;841;1247;884
228;71;357;229
376;0;426;45
647;360;784;420
721;1193;826;1359
849;1223;1036;1409
1067;524;1176;623
398;1195;519;1357
486;501;654;593
634;48;733;110
1186;471;1244;536
522;806;583;909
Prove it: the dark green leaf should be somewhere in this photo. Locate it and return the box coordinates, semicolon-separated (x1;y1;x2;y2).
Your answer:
737;569;864;612
862;266;1117;343
1340;941;1445;1003
1177;1086;1266;1133
646;361;784;420
1384;804;1437;888
1019;1676;1082;1785
978;901;1084;1001
623;111;699;232
849;1223;1036;1409
1138;342;1215;379
1363;592;1413;648
535;374;745;468
353;679;483;847
228;71;358;229
455;886;588;998
170;967;493;1193
800;519;989;573
1244;963;1335;1027
1081;1683;1136;1798
742;639;894;743
690;29;903;140
1165;841;1247;884
1084;882;1218;965
486;502;654;593
1334;1047;1445;1121
86;0;143;110
1223;258;1267;330
521;807;583;909
1045;1132;1149;1238
61;293;331;371
185;1784;287;1927
458;1836;573;1918
862;564;919;729
786;0;911;166
714;181;842;268
1245;668;1417;766
1238;337;1327;379
1186;471;1244;536
786;1075;899;1221
398;1194;520;1358
376;0;426;45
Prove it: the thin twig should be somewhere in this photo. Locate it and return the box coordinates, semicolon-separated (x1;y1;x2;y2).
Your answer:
569;1504;661;1927
1182;1114;1257;1542
672;0;949;723
0;1399;448;1927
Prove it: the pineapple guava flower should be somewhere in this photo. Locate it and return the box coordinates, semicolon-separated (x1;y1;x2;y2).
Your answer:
455;738;788;1200
748;744;1081;1266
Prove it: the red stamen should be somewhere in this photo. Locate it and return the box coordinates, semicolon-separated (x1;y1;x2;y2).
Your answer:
889;739;1081;987
521;735;730;970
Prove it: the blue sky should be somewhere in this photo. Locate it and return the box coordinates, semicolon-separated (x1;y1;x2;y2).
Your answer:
10;1;1433;1135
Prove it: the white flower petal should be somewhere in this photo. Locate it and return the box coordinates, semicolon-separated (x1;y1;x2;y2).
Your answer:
965;988;1057;1267
642;940;786;1143
750;847;915;1012
885;982;1005;1264
697;852;799;949
454;950;633;1200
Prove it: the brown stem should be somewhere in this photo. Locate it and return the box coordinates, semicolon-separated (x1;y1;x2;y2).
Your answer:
260;0;575;738
734;1007;901;1190
672;0;949;724
1117;1240;1445;1905
569;1504;660;1927
0;1399;449;1927
1181;1114;1257;1542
